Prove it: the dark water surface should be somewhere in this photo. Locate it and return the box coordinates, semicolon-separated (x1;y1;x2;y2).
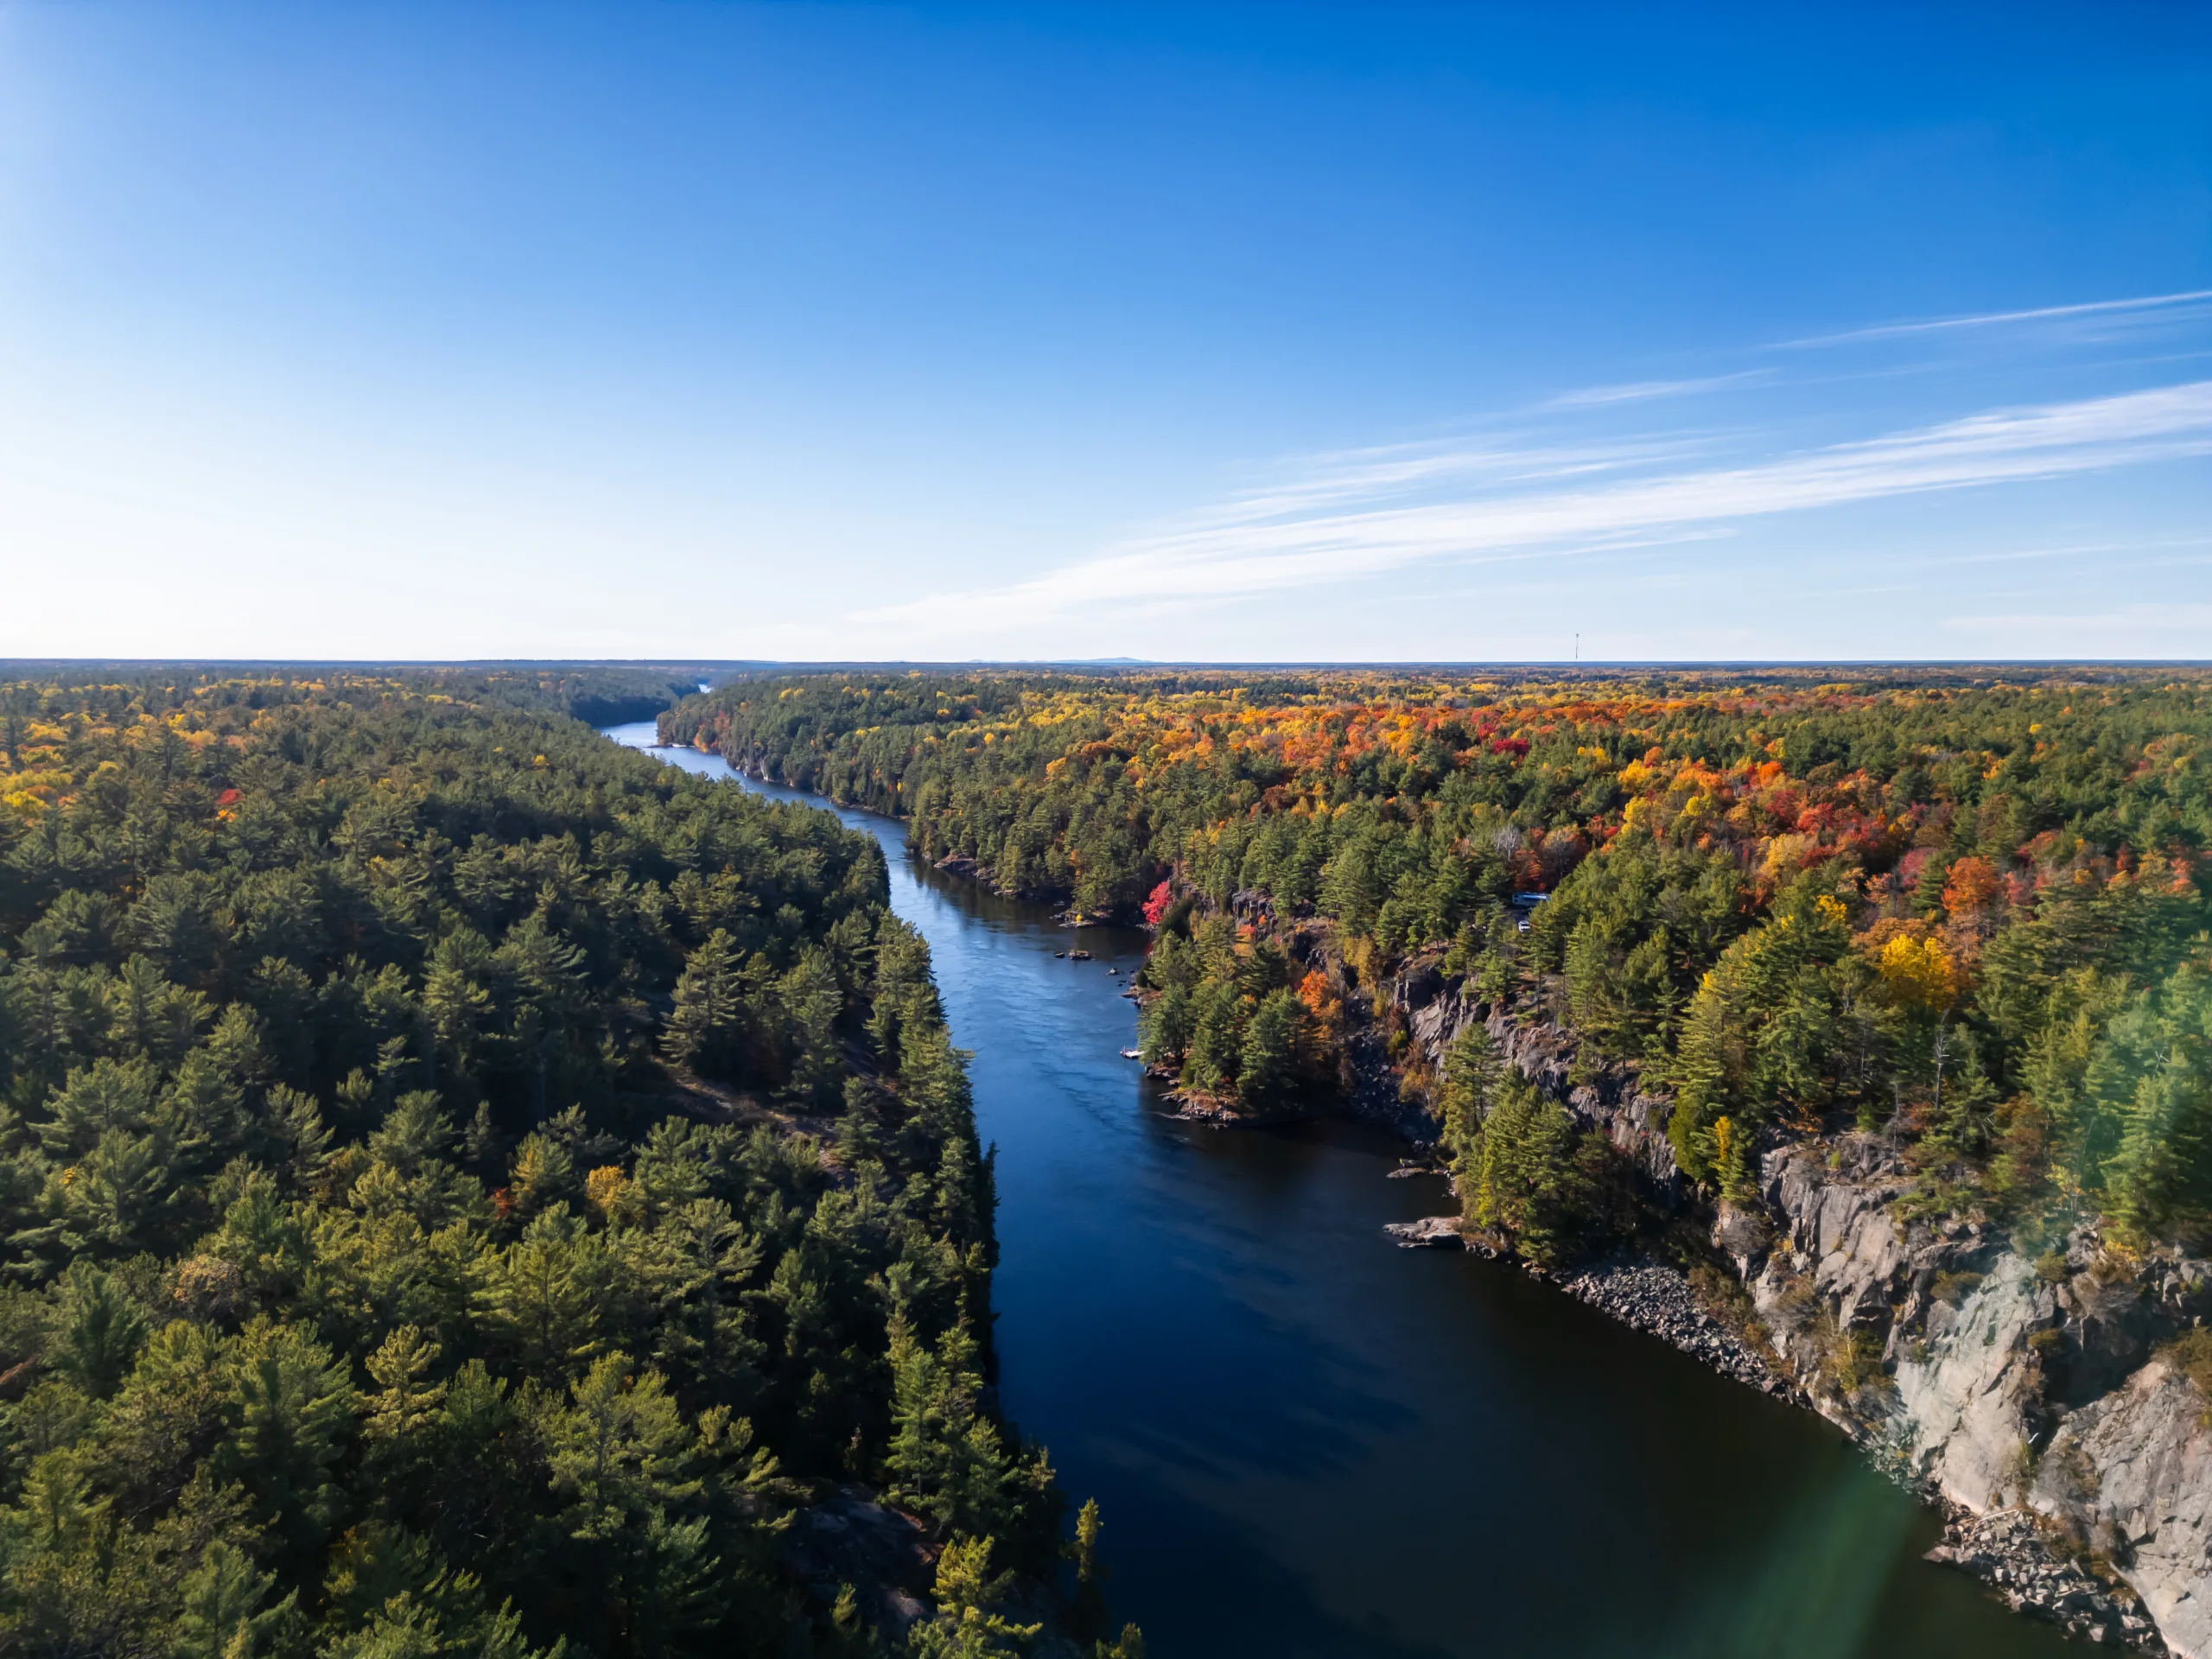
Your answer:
607;724;2074;1659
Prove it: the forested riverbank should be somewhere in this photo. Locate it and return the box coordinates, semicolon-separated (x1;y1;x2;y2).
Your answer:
0;669;1133;1659
667;665;2212;1655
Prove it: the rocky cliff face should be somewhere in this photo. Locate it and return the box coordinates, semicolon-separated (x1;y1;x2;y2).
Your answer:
1389;965;2212;1656
1389;966;1681;1191
2034;1355;2212;1656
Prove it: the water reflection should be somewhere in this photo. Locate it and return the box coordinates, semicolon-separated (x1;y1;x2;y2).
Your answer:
606;724;2073;1659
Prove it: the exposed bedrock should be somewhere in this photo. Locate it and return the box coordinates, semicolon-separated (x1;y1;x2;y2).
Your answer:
1379;963;2212;1656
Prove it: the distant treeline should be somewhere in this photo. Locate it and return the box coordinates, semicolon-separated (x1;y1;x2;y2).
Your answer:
0;664;712;732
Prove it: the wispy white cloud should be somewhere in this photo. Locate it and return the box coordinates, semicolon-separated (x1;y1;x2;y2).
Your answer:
1178;429;1720;528
1934;535;2212;567
1775;288;2212;350
1544;371;1767;408
855;380;2212;635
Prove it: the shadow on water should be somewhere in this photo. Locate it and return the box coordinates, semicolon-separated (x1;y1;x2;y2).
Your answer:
606;726;2082;1659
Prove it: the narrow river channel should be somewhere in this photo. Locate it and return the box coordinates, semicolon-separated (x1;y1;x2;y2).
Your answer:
607;723;2076;1659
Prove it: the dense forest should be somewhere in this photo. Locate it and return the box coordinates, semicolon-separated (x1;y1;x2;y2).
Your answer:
0;669;1133;1659
666;668;2212;1266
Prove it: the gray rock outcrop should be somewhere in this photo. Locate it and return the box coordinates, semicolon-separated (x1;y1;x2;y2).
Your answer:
1891;1256;2051;1510
779;1484;934;1635
1376;966;2212;1656
1395;969;1681;1192
1385;1215;1466;1249
2032;1357;2212;1656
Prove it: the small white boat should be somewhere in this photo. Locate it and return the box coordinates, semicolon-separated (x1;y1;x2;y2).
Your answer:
1120;1047;1142;1060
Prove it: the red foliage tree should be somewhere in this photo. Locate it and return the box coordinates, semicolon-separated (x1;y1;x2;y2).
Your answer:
1142;880;1173;927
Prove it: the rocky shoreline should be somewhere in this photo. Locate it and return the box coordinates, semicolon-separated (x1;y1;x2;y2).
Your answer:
1382;1217;2171;1648
1383;1220;1795;1396
1928;1508;2169;1650
1334;938;2212;1658
1548;1258;1799;1400
1554;1254;2173;1649
1135;931;2195;1653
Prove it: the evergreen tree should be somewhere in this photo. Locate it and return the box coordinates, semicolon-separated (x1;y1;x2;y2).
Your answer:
1236;988;1300;1110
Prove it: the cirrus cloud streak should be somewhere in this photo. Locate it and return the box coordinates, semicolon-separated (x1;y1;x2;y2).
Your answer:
855;379;2212;636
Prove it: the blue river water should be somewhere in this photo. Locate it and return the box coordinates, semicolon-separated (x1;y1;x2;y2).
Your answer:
607;723;2075;1659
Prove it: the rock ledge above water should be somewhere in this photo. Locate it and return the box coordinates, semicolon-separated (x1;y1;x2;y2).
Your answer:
1384;1215;1466;1249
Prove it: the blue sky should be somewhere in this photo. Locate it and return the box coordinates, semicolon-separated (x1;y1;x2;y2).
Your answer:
1;3;2208;662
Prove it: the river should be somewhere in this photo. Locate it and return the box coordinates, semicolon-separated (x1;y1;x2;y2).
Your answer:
607;722;2075;1659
